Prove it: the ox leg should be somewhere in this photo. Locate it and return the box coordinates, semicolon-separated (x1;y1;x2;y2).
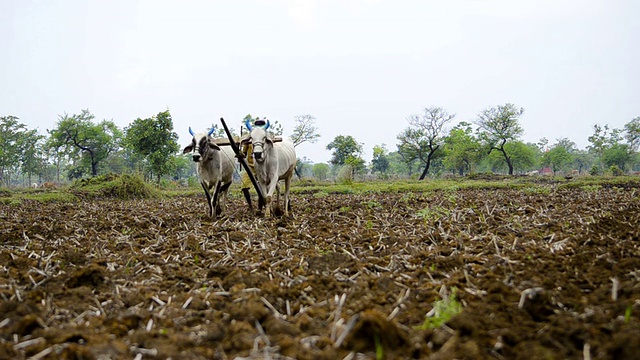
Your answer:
257;183;268;212
211;181;222;218
265;181;279;218
201;182;213;217
219;181;232;214
264;195;272;217
283;177;292;217
257;184;266;211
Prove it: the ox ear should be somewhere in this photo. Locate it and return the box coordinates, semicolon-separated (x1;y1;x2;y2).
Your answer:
240;137;251;146
183;144;193;154
207;137;221;151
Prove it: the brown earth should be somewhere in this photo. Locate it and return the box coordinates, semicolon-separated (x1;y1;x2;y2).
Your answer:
1;183;639;359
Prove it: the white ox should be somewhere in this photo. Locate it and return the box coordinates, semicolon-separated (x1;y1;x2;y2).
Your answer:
242;119;296;217
183;127;236;218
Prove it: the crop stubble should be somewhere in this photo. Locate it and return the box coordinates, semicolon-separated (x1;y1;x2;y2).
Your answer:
0;184;639;359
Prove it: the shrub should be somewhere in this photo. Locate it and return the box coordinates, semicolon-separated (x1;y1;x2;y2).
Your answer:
71;173;157;199
609;165;624;176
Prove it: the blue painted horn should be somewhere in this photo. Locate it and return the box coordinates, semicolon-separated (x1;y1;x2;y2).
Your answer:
265;119;270;130
208;126;215;136
189;127;195;136
245;118;252;131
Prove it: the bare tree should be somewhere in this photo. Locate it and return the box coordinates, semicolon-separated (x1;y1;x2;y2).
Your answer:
624;116;640;151
290;114;321;179
475;103;524;175
290;114;320;147
397;107;454;180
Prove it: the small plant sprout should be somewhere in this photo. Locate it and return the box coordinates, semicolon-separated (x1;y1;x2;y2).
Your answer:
374;332;384;360
366;200;381;209
419;287;462;330
625;305;632;323
365;220;374;230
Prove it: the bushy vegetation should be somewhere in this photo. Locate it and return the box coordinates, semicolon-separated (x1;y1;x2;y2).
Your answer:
70;173;158;199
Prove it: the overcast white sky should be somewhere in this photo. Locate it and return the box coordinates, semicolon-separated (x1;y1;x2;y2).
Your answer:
1;0;638;164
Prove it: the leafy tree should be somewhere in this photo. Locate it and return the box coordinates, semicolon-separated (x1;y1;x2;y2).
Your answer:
571;149;593;174
0;115;28;186
44;145;67;182
397;107;454;180
19;129;47;185
371;144;390;174
385;151;419;178
443;121;482;175
481;141;537;174
475;103;525;175
290;114;320;147
174;154;195;180
123;110;180;182
345;155;366;179
631;152;640;172
326;135;363;167
603;143;633;171
47;110;121;177
624;116;640;151
295;156;313;178
311;163;330;181
587;124;611;168
542;138;575;175
587;124;632;172
536;137;549;152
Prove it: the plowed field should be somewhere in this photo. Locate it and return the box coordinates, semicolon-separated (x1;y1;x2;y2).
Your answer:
1;182;639;359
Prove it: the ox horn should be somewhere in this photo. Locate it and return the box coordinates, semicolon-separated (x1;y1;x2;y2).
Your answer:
265;119;270;130
189;127;195;136
208;126;216;136
245;118;252;131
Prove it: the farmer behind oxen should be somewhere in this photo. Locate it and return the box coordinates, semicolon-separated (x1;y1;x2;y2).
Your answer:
239;117;268;210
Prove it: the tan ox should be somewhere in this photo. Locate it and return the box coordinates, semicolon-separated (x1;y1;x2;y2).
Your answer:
40;182;57;189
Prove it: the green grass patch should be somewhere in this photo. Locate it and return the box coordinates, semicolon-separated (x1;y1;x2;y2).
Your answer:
522;186;552;195
0;188;79;204
289;178;527;195
418;288;463;330
313;191;329;198
417;206;450;222
557;175;640;190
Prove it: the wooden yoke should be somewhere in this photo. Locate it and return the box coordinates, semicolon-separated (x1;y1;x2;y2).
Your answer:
219;117;266;207
213;137;283;146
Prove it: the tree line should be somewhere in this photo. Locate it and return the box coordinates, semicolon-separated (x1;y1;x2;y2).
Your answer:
329;104;639;180
1;104;639;187
0;110;321;187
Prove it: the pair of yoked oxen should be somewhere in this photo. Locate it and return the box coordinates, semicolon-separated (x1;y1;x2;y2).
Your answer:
182;119;296;218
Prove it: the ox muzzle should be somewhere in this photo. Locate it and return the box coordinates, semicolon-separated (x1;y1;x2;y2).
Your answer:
252;142;265;161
